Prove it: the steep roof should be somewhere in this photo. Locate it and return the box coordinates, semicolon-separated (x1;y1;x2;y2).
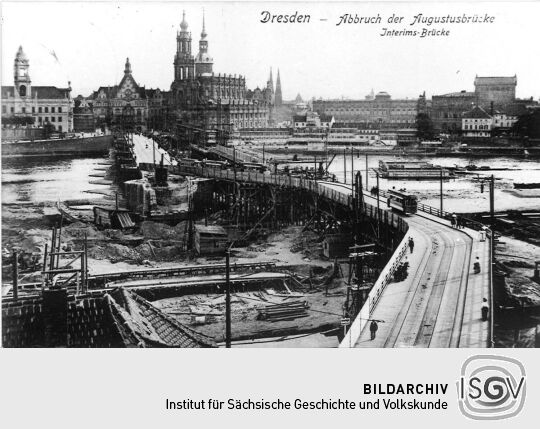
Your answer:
463;105;491;119
107;288;216;348
2;85;70;99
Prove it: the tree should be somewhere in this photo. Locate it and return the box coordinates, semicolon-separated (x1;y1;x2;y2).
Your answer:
512;110;540;139
416;113;435;140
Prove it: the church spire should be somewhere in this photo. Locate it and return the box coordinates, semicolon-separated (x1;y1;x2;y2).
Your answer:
275;69;282;107
201;9;207;39
124;57;132;74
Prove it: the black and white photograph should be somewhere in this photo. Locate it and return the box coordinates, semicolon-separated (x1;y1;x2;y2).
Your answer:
2;0;540;349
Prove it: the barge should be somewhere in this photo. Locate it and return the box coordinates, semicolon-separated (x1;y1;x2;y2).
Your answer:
378;160;454;179
1;134;113;157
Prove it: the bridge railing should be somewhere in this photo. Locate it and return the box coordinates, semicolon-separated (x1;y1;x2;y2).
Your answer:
210;145;263;164
175;164;491;346
339;231;410;348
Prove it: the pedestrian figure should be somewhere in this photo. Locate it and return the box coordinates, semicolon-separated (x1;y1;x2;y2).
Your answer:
481;298;489;321
408;237;415;254
370;320;379;340
451;213;457;228
456;216;462;229
479;226;487;242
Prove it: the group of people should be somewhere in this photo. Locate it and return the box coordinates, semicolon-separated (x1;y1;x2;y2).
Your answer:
450;212;465;229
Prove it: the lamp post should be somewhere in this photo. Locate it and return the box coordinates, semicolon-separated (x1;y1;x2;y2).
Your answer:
439;167;443;214
225;249;231;348
376;170;380;239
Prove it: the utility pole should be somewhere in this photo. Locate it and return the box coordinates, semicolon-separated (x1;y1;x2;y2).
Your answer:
12;252;18;301
263;142;266;164
376;171;380;239
350;146;354;187
439;167;443;214
343;148;347;184
489;174;495;224
365;153;369;189
152;137;156;167
225;249;232;348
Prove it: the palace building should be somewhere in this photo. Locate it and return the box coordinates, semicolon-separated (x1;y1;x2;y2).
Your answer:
170;11;272;143
1;46;72;134
312;91;421;130
89;58;170;131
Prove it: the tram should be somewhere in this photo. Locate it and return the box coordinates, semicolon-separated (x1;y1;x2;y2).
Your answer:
386;189;418;214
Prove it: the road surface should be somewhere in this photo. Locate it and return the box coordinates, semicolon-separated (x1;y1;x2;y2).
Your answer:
320;181;491;348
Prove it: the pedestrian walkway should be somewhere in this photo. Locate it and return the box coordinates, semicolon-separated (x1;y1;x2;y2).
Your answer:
131;134;176;167
344;193;491;348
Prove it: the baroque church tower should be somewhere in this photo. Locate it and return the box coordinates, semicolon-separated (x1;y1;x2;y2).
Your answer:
174;10;195;81
14;46;31;98
195;11;213;75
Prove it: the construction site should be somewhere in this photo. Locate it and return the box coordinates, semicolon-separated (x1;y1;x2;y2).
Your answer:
2;132;400;348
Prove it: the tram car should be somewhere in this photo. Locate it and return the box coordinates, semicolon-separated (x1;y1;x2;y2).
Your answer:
201;159;229;169
386;189;418;214
177;158;201;168
241;162;268;173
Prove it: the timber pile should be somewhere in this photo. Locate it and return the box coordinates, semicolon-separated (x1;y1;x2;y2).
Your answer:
257;301;309;322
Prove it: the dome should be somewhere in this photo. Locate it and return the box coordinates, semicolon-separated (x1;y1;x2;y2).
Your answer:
15;46;28;62
196;52;213;63
180;10;188;31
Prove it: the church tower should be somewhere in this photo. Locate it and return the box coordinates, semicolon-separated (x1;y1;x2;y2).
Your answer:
195;10;213;75
266;68;274;103
174;10;195;81
14;46;31;98
275;69;282;107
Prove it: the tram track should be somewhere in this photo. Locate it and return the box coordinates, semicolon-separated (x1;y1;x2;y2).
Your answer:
318;180;478;348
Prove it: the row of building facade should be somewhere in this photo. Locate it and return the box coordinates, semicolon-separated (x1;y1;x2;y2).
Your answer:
1;10;537;142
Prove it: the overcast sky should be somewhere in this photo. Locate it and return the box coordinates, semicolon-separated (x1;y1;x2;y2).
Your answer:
2;1;539;101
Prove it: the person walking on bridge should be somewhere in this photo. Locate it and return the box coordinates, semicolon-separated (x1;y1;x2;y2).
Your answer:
451;213;457;228
481;298;490;321
408;237;415;254
369;320;379;340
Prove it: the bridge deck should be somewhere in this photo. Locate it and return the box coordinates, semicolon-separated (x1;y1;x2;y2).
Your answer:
356;210;489;347
131;134;176;167
321;183;491;348
164;163;492;348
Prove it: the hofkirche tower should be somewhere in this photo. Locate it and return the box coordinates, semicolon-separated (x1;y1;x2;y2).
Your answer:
170;10;273;136
173;11;195;81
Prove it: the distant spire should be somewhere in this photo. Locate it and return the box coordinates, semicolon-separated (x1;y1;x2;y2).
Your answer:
201;9;207;39
275;69;282;107
124;57;132;74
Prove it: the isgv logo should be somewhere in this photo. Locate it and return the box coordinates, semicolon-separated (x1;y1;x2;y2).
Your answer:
457;355;526;420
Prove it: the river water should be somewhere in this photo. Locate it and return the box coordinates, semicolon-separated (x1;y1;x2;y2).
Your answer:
327;154;540;213
1;155;109;204
2;153;539;347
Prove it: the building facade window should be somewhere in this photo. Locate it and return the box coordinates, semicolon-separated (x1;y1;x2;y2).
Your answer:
52;107;55;113
58;117;62;122
51;117;55;122
38;107;42;113
45;107;49;113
